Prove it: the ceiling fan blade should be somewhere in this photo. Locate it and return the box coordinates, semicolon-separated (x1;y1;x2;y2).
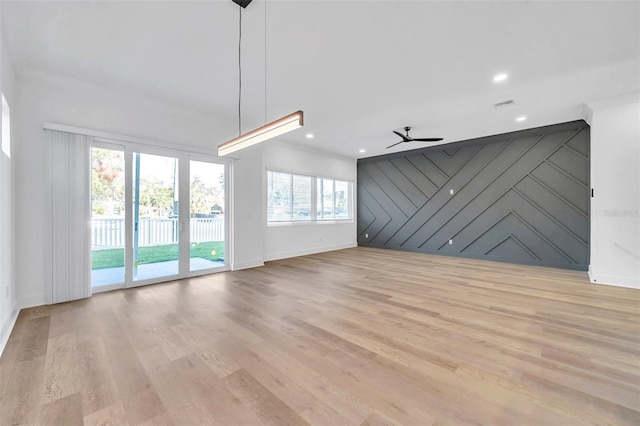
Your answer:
392;130;410;141
412;138;444;142
386;141;404;149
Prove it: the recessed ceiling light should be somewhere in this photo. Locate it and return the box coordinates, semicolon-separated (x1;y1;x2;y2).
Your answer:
359;149;365;153
516;116;527;122
493;73;508;82
305;133;314;139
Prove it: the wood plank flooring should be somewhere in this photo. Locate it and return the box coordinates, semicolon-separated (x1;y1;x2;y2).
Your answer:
1;247;639;425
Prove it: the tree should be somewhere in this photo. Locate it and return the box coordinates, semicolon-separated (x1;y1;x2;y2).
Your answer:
92;151;226;218
92;148;125;215
190;174;224;215
138;176;175;217
190;175;212;215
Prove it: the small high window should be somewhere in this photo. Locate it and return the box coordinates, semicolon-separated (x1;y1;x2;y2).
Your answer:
1;94;9;158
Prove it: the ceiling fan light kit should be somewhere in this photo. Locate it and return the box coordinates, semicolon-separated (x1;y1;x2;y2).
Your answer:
218;0;304;157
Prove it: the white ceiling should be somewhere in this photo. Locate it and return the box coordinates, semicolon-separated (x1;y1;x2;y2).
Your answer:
2;0;639;158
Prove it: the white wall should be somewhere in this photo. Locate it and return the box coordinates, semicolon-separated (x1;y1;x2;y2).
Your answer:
0;29;19;354
263;142;357;261
13;70;357;306
231;143;266;270
587;93;640;288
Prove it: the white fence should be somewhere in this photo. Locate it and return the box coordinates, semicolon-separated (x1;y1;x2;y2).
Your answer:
91;217;224;249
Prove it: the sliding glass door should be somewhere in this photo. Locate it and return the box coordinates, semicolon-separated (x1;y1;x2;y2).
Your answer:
189;160;225;272
90;144;227;290
91;146;126;288
132;152;180;281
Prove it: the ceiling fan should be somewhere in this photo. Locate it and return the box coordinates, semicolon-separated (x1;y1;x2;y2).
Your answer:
387;126;443;149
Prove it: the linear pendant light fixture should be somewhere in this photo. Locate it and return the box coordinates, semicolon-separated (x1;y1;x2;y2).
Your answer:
218;110;304;156
218;0;304;156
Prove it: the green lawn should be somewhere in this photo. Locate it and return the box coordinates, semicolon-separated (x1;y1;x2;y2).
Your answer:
91;241;225;270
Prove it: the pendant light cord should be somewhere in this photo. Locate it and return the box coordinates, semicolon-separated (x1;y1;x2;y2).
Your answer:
264;0;267;124
238;6;242;136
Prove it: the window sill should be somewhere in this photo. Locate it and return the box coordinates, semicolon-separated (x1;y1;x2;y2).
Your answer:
267;220;354;227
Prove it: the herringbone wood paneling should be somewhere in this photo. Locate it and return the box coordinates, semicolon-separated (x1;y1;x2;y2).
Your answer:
357;121;590;270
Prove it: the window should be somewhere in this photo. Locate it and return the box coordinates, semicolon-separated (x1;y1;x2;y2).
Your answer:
267;170;352;223
317;178;334;220
1;94;9;158
292;175;312;220
335;180;350;219
267;171;292;221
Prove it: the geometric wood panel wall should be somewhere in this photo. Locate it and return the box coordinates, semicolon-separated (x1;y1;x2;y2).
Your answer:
357;120;590;270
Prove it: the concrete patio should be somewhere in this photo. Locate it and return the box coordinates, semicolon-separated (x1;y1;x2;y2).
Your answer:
92;257;225;287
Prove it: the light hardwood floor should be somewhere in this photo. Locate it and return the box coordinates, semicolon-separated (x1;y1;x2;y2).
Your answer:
1;247;639;425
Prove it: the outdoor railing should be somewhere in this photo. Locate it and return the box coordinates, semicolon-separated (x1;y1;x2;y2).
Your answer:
91;217;224;249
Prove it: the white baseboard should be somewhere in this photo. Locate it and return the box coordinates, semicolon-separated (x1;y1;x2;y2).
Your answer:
20;293;47;309
0;308;20;357
264;243;357;262
231;258;265;271
589;270;640;289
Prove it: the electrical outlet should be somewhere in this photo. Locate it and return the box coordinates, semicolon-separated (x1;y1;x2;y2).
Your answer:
450;189;454;195
449;239;453;245
365;233;369;238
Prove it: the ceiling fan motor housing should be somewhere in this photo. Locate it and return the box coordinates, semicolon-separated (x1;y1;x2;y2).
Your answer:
232;0;253;9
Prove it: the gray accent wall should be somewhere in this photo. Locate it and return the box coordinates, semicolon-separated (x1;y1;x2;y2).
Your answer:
357;120;590;270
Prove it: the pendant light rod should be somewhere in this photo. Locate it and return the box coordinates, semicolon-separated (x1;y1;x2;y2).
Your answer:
218;0;303;157
264;0;267;124
238;5;242;136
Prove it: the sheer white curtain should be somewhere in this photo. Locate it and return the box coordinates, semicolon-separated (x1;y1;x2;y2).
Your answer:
48;130;92;304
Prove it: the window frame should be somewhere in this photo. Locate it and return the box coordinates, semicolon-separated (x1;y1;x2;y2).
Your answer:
266;169;353;225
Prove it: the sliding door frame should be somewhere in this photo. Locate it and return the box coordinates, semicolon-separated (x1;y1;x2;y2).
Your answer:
91;137;231;293
183;151;232;280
